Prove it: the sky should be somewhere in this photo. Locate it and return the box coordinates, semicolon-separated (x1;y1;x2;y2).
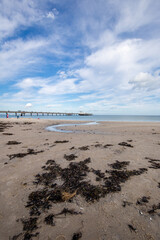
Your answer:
0;0;160;115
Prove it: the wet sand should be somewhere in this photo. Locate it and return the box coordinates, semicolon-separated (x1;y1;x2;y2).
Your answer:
0;118;160;240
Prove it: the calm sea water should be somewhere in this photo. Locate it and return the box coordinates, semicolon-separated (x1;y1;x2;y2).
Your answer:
0;114;160;122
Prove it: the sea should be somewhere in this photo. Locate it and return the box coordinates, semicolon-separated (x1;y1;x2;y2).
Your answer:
0;114;160;122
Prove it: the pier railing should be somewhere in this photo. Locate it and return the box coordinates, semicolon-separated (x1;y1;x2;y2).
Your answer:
0;110;92;116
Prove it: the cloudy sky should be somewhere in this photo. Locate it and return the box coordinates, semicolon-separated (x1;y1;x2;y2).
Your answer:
0;0;160;115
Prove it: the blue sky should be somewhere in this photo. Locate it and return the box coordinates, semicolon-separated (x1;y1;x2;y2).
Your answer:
0;0;160;115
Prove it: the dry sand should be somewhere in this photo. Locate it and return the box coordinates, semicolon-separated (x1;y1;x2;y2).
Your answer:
0;118;160;240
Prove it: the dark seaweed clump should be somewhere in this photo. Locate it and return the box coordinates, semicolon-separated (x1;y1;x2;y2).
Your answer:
7;141;21;145
148;203;160;215
23;122;34;125
122;201;132;207
0;122;12;132
72;232;82;240
44;208;82;226
108;160;129;170
44;214;55;226
104;168;147;193
94;144;102;147
22;218;38;232
54;140;69;143
145;157;160;169
103;144;113;148
118;142;133;148
64;154;78;161
91;169;105;179
8;149;44;160
128;224;137;232
3;132;13;135
79;146;89;150
136;196;150;205
14;158;147;239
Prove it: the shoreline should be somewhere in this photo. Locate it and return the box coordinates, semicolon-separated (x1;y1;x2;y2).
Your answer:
0;119;160;240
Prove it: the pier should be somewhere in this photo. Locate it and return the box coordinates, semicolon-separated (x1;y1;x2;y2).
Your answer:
0;110;92;116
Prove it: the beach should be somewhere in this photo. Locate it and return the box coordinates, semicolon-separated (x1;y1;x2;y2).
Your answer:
0;118;160;240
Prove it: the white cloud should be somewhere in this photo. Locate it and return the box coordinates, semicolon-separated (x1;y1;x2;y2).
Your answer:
0;38;49;81
0;0;42;40
47;8;58;20
47;12;55;20
25;103;32;108
129;70;160;91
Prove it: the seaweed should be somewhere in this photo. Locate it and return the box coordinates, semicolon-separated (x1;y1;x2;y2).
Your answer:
103;144;113;148
7;141;21;145
108;160;130;170
94;144;102;147
64;154;78;161
23;232;39;240
54;140;69;143
8;149;44;160
122;201;132;207
79;146;89;150
91;169;105;178
55;208;82;216
148;203;160;215
136;196;150;205
11;233;22;240
44;214;55;226
128;224;137;232
118;142;133;148
14;158;148;239
70;146;75;150
0;122;12;132
72;232;82;240
22;218;38;232
3;133;13;135
145;157;160;169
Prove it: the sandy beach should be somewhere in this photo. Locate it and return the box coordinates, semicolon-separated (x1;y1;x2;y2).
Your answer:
0;118;160;240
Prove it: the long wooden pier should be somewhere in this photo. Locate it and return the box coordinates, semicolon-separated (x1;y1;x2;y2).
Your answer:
0;110;92;116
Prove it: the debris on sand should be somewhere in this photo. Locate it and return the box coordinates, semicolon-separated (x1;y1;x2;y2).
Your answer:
94;144;102;147
91;169;105;178
3;133;13;135
22;217;38;232
8;149;44;160
72;232;82;240
158;183;160;188
136;196;150;205
62;191;77;201
148;203;160;215
54;140;69;143
122;201;132;207
145;157;160;169
108;160;130;170
14;157;148;239
7;141;21;145
64;154;78;161
118;142;133;148
128;224;137;232
103;144;113;148
44;214;55;226
0;122;12;132
79;146;89;150
55;208;82;216
70;146;75;150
